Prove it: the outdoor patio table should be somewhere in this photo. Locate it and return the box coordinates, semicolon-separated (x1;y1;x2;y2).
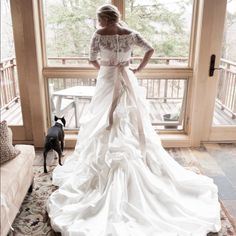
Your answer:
52;85;96;128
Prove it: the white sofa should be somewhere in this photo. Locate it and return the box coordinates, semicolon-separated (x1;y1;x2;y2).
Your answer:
0;145;35;236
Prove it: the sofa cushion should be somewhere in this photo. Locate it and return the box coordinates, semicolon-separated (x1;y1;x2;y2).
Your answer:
0;120;20;165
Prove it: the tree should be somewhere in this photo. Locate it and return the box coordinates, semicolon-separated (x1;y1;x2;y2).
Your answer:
44;0;108;59
125;0;192;58
44;0;193;62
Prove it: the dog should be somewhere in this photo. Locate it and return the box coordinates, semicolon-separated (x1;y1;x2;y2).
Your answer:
43;116;66;173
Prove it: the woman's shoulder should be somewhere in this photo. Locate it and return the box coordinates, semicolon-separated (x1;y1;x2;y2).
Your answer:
95;29;106;35
94;27;134;36
118;27;133;35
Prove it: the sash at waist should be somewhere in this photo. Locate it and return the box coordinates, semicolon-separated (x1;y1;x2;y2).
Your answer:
100;61;129;67
101;60;147;160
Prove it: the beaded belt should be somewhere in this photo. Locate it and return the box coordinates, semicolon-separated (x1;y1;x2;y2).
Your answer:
100;60;146;159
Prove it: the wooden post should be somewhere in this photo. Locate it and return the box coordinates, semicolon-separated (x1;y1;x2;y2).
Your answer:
10;0;47;146
112;0;125;20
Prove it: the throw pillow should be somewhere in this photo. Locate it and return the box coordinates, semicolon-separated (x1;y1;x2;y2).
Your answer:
0;120;20;165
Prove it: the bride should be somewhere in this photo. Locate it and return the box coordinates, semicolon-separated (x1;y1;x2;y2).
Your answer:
47;4;221;236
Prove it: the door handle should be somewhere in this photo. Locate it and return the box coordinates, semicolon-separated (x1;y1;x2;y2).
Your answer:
209;54;222;77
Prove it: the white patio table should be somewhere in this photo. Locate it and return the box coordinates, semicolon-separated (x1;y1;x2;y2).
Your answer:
52;85;96;128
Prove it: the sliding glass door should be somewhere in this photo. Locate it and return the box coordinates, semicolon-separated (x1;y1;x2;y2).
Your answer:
203;0;236;141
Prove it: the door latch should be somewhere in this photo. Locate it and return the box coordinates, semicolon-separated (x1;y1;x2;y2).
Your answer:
209;54;222;77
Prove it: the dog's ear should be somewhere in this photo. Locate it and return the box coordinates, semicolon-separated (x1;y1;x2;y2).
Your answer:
54;116;58;121
61;117;66;126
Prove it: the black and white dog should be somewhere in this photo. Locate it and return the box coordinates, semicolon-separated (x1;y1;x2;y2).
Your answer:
43;116;66;173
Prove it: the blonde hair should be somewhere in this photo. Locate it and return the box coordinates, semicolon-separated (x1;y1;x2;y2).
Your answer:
96;4;121;24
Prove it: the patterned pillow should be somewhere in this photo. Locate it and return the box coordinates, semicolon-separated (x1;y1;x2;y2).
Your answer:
0;120;20;165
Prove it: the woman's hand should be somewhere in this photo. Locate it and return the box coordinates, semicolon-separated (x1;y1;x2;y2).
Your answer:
89;60;100;70
129;68;140;74
129;49;154;74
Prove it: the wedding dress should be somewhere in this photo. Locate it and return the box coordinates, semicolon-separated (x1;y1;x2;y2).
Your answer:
47;31;221;236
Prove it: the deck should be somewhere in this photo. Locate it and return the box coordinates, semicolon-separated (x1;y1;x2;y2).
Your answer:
1;98;236;129
1;57;235;129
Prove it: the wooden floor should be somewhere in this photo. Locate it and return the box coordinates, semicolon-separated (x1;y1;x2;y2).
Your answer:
0;100;23;125
35;143;236;226
1;99;236;128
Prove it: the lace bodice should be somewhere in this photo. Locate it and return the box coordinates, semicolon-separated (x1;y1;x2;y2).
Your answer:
89;31;153;63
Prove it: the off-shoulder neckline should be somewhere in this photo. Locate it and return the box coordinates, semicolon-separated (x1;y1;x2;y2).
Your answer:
94;32;134;37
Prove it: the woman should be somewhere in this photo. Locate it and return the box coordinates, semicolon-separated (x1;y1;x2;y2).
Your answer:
47;4;221;236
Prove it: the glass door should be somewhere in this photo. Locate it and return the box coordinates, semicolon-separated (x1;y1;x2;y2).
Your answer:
210;0;236;141
1;0;23;126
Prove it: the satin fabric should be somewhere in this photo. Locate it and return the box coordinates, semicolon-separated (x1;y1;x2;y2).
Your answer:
47;33;221;236
47;66;221;236
101;60;146;159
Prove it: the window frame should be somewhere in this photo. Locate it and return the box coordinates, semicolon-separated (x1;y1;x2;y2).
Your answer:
39;0;198;146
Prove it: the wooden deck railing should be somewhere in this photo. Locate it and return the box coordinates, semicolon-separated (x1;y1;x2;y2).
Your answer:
0;58;19;110
47;56;188;66
1;57;235;119
48;57;188;103
218;59;236;118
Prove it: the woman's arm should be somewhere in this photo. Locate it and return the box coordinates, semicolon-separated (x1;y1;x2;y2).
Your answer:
130;48;154;74
89;60;100;70
88;32;100;68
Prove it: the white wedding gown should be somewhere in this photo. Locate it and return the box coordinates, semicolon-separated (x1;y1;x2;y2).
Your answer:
47;31;221;236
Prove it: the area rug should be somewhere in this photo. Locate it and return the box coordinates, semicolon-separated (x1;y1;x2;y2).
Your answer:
7;165;236;236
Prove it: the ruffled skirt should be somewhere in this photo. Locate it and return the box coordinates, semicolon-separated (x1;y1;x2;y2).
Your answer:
47;67;221;236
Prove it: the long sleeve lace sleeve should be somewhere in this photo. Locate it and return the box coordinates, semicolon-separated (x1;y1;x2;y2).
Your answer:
133;32;153;52
89;32;100;61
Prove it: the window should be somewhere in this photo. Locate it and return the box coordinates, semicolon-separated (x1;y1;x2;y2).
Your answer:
47;77;187;130
43;0;110;66
48;78;96;129
213;0;236;125
138;78;187;130
125;0;194;66
42;0;195;133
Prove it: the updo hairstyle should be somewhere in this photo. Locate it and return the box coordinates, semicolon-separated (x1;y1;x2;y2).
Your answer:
96;4;121;24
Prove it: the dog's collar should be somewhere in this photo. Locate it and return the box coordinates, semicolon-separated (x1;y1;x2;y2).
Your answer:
55;120;64;127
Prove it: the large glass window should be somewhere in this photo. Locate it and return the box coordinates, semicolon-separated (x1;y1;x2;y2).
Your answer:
42;0;193;132
43;0;110;66
125;0;194;66
48;78;96;129
139;78;187;130
213;0;236;126
1;0;22;125
48;77;187;130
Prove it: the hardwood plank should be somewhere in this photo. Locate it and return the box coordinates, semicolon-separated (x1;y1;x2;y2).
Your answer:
213;104;236;125
1;98;236;127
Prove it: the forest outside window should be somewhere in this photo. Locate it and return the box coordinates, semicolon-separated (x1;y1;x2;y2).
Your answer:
43;0;111;66
125;0;194;66
42;0;194;67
